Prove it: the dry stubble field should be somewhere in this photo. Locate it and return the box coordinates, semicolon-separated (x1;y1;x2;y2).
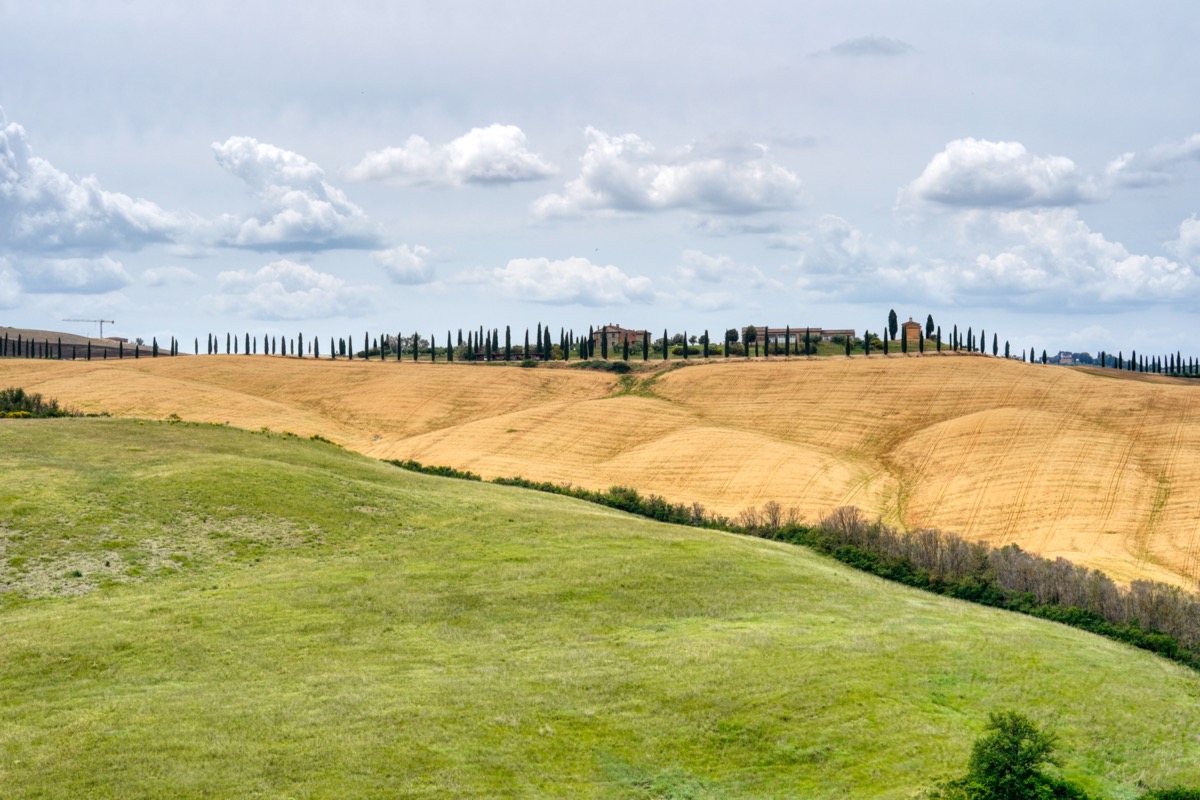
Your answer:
3;353;1198;588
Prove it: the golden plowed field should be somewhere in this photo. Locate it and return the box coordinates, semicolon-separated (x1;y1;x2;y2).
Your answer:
4;354;1199;587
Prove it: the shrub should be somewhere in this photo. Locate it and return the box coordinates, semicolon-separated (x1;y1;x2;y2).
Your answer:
571;360;631;373
928;711;1092;799
0;387;78;418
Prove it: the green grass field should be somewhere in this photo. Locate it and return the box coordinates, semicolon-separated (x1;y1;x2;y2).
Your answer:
1;418;1198;798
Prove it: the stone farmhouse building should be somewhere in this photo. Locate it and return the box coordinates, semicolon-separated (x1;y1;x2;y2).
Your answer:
741;326;856;345
593;324;650;351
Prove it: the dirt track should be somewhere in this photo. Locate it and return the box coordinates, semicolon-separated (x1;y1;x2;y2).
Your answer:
3;353;1198;587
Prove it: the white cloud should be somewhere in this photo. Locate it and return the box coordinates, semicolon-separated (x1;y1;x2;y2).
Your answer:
1107;133;1200;188
0;108;184;254
16;256;133;294
1169;216;1200;267
790;211;1200;309
210;259;375;319
674;249;778;287
905;138;1101;209
0;258;19;308
347;124;556;187
486;256;654;306
141;266;198;287
829;35;914;57
372;244;433;284
532;127;801;218
211;136;378;252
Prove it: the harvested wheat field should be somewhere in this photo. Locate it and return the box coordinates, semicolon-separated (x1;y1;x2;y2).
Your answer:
3;353;1199;587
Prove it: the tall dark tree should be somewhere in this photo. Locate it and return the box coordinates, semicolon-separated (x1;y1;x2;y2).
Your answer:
993;333;998;356
901;327;908;354
504;325;512;361
226;333;231;354
925;314;934;339
844;334;851;357
446;330;453;362
888;308;898;340
1005;340;1010;359
413;331;420;362
966;327;973;353
523;328;530;359
784;325;791;356
1041;349;1048;365
622;337;629;361
682;330;688;359
883;330;889;355
953;324;959;352
298;332;304;358
543;326;551;358
153;337;159;357
804;327;812;356
643;330;650;361
600;328;608;359
536;322;543;359
864;331;871;356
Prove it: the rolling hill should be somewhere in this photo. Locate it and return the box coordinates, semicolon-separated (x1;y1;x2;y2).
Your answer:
0;418;1197;798
1;352;1198;588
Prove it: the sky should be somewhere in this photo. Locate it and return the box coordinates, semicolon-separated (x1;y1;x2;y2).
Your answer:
2;0;1199;355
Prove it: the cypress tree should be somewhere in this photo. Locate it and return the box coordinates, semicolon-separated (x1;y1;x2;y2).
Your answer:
544;326;552;358
883;330;889;355
980;328;985;355
153;337;159;357
313;338;319;358
864;331;870;356
784;325;791;356
901;326;908;354
413;332;420;362
888;308;898;340
523;329;530;359
643;330;650;362
226;333;231;354
601;328;608;360
703;330;709;359
119;340;124;359
56;337;61;360
845;334;851;357
1005;340;1010;359
805;327;812;356
622;336;629;361
683;331;689;359
918;331;924;353
953;324;958;352
993;333;998;356
1041;349;1047;365
925;314;934;339
298;332;304;358
663;329;668;361
87;341;92;361
504;325;511;361
536;322;543;359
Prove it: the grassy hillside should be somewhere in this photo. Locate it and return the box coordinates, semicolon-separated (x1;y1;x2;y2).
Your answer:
0;418;1198;798
2;354;1198;587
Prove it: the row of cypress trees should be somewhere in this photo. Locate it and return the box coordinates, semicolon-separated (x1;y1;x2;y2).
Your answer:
5;325;1197;376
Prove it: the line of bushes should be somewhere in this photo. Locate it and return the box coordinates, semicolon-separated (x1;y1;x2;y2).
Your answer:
384;459;1200;673
0;387;79;418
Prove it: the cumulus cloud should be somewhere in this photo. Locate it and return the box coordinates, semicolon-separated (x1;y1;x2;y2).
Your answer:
0;258;19;308
790;211;1199;309
674;249;778;287
211;137;379;252
141;266;198;287
485;256;654;306
347;124;556;187
0;108;185;254
1165;216;1200;267
209;259;375;319
1106;133;1200;188
829;35;914;57
532;127;801;218
372;244;434;284
16;256;133;294
905;138;1101;209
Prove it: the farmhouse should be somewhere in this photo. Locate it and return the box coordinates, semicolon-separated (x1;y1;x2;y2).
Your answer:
741;326;856;344
593;324;649;351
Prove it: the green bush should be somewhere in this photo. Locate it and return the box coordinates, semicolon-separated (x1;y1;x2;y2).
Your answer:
0;387;77;418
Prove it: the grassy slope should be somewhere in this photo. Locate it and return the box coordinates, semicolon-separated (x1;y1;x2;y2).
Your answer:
2;355;1198;588
1;419;1198;799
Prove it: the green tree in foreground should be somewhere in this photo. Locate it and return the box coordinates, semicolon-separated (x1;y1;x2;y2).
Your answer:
928;711;1089;800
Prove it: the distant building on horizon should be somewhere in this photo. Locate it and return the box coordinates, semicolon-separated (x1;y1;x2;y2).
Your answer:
901;318;922;346
741;326;855;345
593;324;649;351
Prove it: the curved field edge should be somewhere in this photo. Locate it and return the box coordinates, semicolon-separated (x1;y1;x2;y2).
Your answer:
2;354;1198;588
0;419;1197;799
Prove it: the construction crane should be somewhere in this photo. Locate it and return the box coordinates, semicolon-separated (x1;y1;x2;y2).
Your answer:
63;318;116;338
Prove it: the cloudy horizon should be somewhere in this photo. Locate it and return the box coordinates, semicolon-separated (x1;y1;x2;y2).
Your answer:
2;1;1198;355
